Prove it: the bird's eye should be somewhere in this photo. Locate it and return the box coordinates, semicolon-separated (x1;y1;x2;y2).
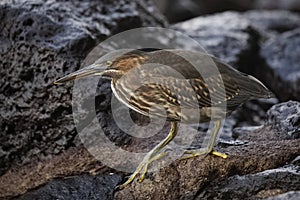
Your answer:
106;61;113;66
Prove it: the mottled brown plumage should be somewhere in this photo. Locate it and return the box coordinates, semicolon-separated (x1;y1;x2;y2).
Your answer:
55;49;273;189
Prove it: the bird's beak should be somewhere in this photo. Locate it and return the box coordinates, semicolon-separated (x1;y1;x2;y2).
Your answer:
54;63;106;85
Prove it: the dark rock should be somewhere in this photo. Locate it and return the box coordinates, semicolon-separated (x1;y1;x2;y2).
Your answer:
172;12;259;68
195;165;300;200
267;101;300;139
265;191;300;200
255;0;300;12
260;28;300;101
0;146;114;198
155;0;300;23
220;98;277;143
239;11;300;99
154;0;254;23
232;98;278;127
0;0;166;176
244;10;300;37
291;156;300;165
17;174;121;200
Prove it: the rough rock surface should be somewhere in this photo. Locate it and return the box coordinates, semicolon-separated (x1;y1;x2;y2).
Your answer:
0;0;166;176
260;28;300;101
265;191;300;200
114;121;300;200
0;146;121;199
195;164;300;199
1;101;299;199
240;10;300;103
172;10;300;87
267;101;300;139
172;12;258;68
244;10;300;37
155;0;300;23
18;174;121;200
255;0;300;12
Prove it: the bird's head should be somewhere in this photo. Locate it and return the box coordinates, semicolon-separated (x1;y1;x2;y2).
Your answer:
54;52;147;85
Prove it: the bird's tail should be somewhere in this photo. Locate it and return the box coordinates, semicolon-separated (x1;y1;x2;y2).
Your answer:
239;74;274;98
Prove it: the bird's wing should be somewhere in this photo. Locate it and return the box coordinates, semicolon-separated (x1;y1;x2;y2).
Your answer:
131;74;242;110
147;50;241;80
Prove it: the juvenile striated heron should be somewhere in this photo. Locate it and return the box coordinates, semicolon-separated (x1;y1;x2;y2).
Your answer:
54;49;273;189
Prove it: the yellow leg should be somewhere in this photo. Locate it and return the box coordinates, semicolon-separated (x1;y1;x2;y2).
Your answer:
181;120;227;160
117;122;178;190
139;151;167;182
211;150;227;159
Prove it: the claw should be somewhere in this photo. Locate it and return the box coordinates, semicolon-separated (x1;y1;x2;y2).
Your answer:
139;164;148;183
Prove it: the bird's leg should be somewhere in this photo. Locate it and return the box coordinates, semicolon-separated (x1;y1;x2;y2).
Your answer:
181;120;227;159
139;151;167;182
117;122;178;189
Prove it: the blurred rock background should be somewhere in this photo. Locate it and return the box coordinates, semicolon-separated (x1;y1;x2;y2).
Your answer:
0;0;299;199
154;0;300;22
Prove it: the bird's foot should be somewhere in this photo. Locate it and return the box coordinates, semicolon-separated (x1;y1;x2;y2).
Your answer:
211;150;227;159
180;149;227;160
116;151;167;190
117;121;178;190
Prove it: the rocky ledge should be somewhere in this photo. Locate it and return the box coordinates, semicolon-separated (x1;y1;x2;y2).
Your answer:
1;101;299;199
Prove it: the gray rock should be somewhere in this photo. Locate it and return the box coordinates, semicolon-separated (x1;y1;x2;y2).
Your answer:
195;165;300;200
0;0;166;175
265;191;300;200
244;10;300;38
255;0;300;12
154;0;254;23
260;28;300;101
267;101;300;139
172;12;257;67
0;0;166;55
291;156;300;165
155;0;300;23
220;98;277;143
17;174;121;200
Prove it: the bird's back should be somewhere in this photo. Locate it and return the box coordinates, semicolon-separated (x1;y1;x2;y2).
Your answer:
111;49;272;123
